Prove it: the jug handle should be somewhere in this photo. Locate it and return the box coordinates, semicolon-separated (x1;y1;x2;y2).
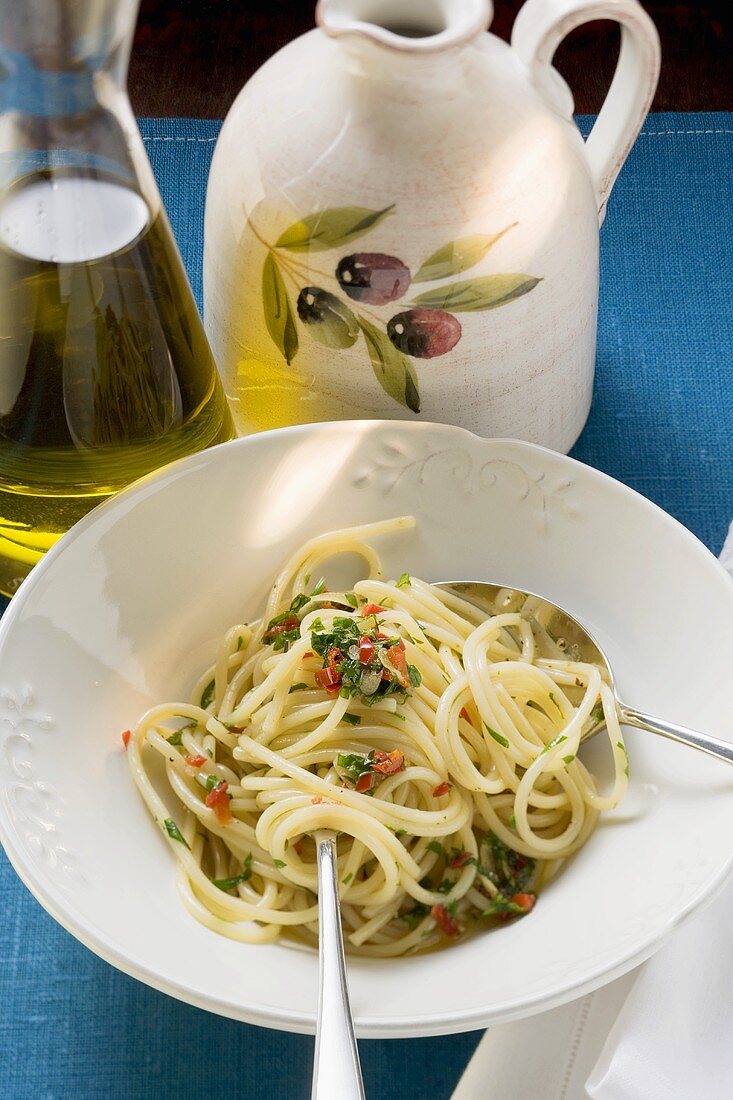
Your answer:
511;0;660;223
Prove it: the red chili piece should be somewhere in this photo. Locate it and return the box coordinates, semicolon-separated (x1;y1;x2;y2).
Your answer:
372;749;405;776
358;636;375;665
449;851;473;869
314;666;342;690
185;753;207;768
362;604;384;616
433;782;452;797
264;615;300;641
355;772;374;793
511;892;536;914
431;903;460;937
205;781;233;826
121;729;131;749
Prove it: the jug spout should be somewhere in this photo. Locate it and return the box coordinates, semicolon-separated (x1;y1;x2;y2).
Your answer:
316;0;492;52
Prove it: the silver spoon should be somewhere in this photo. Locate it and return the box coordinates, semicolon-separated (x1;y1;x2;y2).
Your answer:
311;831;366;1100
440;581;733;764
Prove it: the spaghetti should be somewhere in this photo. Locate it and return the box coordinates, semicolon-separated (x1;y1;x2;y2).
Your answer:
126;517;628;955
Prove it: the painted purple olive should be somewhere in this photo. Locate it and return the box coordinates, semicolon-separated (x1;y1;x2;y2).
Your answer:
336;253;411;305
387;308;462;358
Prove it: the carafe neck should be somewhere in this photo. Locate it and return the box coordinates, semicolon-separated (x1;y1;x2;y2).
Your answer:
0;0;138;116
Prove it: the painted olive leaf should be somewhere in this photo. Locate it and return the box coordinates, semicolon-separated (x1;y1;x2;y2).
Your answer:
411;273;541;312
412;223;518;283
297;287;359;349
275;205;395;252
262;253;298;364
358;318;420;414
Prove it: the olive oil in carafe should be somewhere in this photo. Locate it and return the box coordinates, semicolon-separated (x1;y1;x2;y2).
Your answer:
0;169;233;595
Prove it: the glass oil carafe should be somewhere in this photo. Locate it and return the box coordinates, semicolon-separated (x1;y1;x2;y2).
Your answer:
0;0;233;595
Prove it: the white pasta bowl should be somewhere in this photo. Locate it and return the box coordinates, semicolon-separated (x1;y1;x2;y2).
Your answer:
1;420;733;1038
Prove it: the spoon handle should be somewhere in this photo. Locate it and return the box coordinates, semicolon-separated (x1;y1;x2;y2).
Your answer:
620;706;733;764
312;833;366;1100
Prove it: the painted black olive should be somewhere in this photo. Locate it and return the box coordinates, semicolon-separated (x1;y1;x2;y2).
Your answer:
336;253;411;305
387;308;462;358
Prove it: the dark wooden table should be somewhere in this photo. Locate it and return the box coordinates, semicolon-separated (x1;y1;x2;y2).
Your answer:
130;1;732;120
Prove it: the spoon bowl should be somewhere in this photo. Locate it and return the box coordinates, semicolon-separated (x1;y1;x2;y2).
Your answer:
440;581;733;765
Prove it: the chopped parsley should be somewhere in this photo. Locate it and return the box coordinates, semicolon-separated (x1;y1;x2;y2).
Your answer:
164;818;189;848
563;754;575;764
212;853;252;891
200;679;215;708
427;840;444;857
288;682;308;693
481;833;536;894
540;733;568;755
344;593;359;608
401;902;430;930
167;730;183;746
274;859;286;869
397;572;411;588
485;722;509;748
342;712;361;726
617;740;630;777
335;748;405;792
482;893;529;919
310;615;415;704
590;701;604;723
204;774;220;792
342;873;353;886
264;578;327;652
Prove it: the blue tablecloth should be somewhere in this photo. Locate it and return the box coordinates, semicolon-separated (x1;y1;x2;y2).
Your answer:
1;111;732;1099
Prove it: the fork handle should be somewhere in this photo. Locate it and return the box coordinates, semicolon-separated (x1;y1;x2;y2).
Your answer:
620;705;733;764
311;833;366;1100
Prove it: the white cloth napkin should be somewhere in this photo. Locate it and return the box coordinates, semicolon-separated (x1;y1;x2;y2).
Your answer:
451;523;733;1100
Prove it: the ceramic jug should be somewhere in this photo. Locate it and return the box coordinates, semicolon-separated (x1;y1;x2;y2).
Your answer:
204;0;659;451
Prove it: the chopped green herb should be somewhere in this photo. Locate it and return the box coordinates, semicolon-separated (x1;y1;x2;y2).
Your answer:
344;592;358;608
481;833;536;894
394;829;406;839
212;854;252;891
540;734;568;755
590;701;604;723
563;754;575;764
407;664;422;687
311;577;327;597
509;814;516;829
310;617;415;705
274;859;286;869
485;723;510;748
402;902;430;930
166;730;183;746
427;840;444;857
204;774;220;792
342;873;353;886
617;740;630;777
437;877;454;895
549;691;557;705
288;682;308;693
397;572;411;588
342;712;361;726
482;893;528;919
236;634;244;651
164;819;189;848
200;679;215;709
